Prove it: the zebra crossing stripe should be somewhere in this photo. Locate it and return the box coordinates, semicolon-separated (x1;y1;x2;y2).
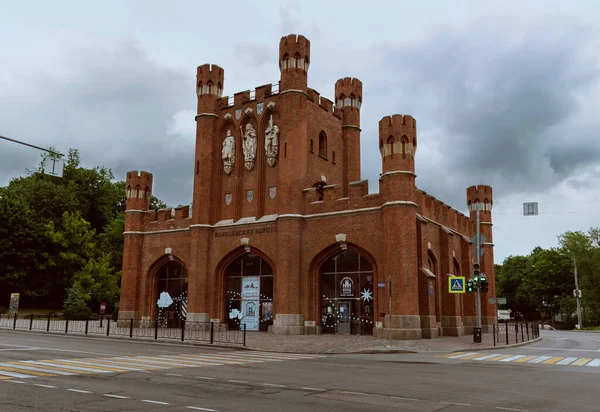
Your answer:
541;357;564;365
1;363;75;376
527;356;552;364
0;370;35;379
571;358;591;366
448;352;478;359
556;357;578;365
472;354;502;361
513;356;537;363
23;361;113;374
0;365;54;377
499;355;527;362
585;359;600;367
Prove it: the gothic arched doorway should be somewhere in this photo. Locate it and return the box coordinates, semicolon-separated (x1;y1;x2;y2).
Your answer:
224;253;274;332
155;260;188;328
320;250;374;335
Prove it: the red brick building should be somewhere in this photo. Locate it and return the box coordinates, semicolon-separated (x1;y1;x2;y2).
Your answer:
118;34;496;339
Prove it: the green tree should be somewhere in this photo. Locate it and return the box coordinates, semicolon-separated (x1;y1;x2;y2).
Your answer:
72;254;121;306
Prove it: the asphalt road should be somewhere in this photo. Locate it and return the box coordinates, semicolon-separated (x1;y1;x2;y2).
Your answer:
0;329;599;411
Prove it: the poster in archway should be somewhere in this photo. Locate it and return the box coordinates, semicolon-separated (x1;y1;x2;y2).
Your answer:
241;276;260;331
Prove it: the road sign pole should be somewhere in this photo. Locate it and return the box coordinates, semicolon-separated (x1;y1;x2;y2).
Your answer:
476;202;482;330
388;276;392;347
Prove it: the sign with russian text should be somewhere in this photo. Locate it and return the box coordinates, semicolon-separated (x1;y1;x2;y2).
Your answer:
241;277;260;331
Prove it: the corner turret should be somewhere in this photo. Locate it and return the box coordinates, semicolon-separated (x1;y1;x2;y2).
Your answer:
125;170;153;211
335;77;362;127
196;64;224;114
466;185;493;220
279;34;310;92
379;114;417;174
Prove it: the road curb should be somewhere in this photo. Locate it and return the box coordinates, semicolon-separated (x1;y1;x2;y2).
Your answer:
422;337;544;354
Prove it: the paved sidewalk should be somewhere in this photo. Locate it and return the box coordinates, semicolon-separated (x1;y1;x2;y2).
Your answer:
243;331;540;354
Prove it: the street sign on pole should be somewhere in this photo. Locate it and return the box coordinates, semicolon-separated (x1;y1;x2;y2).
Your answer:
448;277;466;294
523;202;538;216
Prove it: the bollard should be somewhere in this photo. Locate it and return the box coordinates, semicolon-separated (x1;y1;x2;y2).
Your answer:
521;323;524;342
85;319;89;335
106;318;110;336
210;322;214;344
505;322;509;345
130;318;134;338
155;319;158;340
29;313;34;330
515;323;519;343
13;313;17;330
65;318;69;333
47;312;51;332
493;324;496;346
181;320;185;342
243;323;247;346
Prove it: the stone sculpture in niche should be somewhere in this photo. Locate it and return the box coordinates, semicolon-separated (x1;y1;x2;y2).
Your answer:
265;114;280;167
241;123;257;171
222;130;235;175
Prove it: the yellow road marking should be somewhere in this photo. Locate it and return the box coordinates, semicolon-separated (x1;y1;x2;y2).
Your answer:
460;353;489;360
38;360;129;372
484;354;513;361
513;356;538;363
572;358;591;366
0;376;10;380
436;352;466;358
0;366;54;377
9;362;95;374
542;357;564;365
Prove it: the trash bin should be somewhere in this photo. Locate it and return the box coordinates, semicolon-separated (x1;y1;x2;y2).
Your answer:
473;327;482;343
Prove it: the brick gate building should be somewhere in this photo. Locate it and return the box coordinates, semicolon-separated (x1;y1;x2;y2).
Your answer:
118;34;497;339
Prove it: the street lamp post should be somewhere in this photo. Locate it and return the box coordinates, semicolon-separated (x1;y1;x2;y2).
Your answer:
570;256;583;330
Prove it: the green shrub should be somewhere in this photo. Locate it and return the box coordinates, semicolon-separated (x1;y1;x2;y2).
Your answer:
0;306;7;315
63;305;92;320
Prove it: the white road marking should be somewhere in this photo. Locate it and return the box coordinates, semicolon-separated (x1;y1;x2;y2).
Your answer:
68;389;92;393
6;380;26;384
227;380;248;384
342;391;368;395
390;396;419;401
142;400;170;405
0;370;35;379
473;353;502;361
557;357;578;365
187;407;217;411
103;394;129;399
448;352;478;359
441;401;471;406
263;383;285;387
165;373;183;377
0;362;75;375
196;376;215;380
0;348;41;351
499;355;527;362
527;356;552;364
34;384;57;388
496;407;528;412
585;359;600;367
302;387;326;391
22;361;112;374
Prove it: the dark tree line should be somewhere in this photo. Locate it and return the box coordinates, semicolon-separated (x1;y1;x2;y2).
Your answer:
0;149;165;313
495;227;600;328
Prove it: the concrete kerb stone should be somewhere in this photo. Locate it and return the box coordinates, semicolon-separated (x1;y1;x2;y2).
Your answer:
423;337;544;354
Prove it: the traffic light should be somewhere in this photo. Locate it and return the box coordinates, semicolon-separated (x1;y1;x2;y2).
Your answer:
467;280;474;293
473;263;480;282
481;281;489;293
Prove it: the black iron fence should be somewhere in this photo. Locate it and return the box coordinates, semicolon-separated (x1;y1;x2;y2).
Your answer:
493;321;539;346
0;313;246;346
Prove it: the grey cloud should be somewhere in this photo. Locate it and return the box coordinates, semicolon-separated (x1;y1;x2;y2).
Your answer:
357;18;600;212
0;35;196;207
232;42;272;68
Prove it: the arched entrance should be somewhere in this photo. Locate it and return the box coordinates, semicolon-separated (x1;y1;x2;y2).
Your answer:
155;260;188;328
320;250;375;335
224;253;274;332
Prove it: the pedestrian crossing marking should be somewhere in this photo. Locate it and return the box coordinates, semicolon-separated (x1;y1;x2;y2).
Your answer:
513;356;537;363
0;351;325;381
438;352;600;369
541;357;564;365
572;358;591;366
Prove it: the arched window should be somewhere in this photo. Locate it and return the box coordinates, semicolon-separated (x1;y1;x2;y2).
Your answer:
295;53;302;70
387;136;397;155
319;131;327;158
144;186;150;200
320;250;374;335
126;185;132;199
401;136;409;159
135;185;141;199
225;253;274;332
310;139;314;153
155;261;188;328
332;151;336;164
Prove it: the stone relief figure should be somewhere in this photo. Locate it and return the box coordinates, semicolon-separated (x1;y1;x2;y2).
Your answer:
241;123;257;171
222;129;235;175
265;114;279;167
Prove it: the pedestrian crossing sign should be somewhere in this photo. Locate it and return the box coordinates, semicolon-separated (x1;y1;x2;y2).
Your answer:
448;276;466;294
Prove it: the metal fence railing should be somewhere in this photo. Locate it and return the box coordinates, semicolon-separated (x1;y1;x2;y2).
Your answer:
493;321;539;346
0;313;246;346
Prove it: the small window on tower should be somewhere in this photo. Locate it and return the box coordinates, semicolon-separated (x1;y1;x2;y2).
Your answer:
310;139;314;153
319;131;327;158
332;151;336;164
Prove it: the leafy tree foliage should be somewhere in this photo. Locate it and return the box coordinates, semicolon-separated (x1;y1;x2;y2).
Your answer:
496;227;600;327
0;149;167;311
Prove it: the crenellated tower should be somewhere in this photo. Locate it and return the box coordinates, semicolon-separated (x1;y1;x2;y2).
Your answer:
335;77;362;195
120;170;153;321
466;184;496;329
379;114;417;201
192;63;224;224
279;34;310;92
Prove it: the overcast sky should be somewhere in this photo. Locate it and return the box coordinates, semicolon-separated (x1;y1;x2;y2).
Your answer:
1;0;599;263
